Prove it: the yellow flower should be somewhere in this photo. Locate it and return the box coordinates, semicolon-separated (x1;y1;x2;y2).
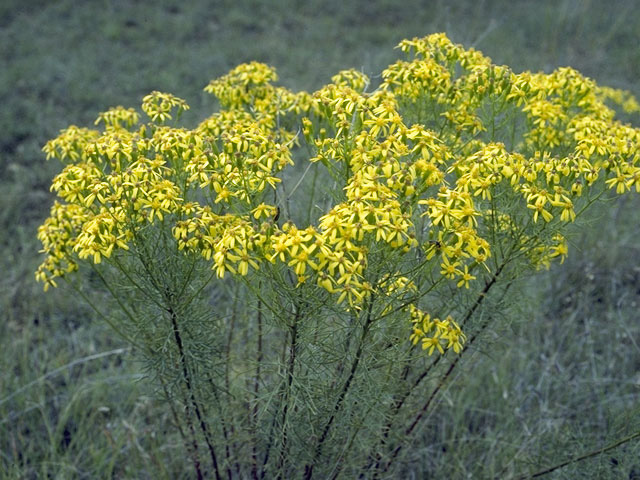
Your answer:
421;336;444;356
456;266;476;289
252;203;278;220
605;169;631;194
440;257;459;279
527;202;553;223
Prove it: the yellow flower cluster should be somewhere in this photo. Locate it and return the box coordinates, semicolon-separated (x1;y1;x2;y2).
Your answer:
37;33;640;356
188;112;293;203
375;275;466;355
35;202;86;288
141;91;189;123
95;106;140;129
204;62;279;109
174;206;265;278
331;68;370;93
37;104;192;289
409;306;466;355
204;61;313;123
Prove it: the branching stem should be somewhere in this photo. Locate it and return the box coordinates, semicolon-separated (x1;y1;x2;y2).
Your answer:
372;260;509;477
304;295;376;479
274;305;301;478
169;305;222;480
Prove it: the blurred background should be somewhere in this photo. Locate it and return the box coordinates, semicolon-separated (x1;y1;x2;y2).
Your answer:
1;0;639;478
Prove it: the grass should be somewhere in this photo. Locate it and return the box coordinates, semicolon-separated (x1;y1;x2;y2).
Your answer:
1;0;639;477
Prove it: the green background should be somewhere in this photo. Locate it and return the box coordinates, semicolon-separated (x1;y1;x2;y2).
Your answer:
1;1;639;478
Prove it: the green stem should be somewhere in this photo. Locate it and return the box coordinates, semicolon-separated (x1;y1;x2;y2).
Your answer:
183;269;217;306
63;276;143;350
373;260;509;477
159;377;196;474
223;283;240;478
109;255;165;310
259;331;290;479
303;296;376;479
517;429;640;479
306;162;319;225
169;306;222;480
275;306;301;478
251;299;264;480
205;384;235;480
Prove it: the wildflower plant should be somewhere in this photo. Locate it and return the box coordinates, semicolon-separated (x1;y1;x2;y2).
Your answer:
36;34;640;478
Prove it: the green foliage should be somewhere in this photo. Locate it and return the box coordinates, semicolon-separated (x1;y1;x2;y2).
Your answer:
2;2;640;479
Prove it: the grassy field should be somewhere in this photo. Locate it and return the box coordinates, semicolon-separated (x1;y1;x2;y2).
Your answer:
1;0;639;478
